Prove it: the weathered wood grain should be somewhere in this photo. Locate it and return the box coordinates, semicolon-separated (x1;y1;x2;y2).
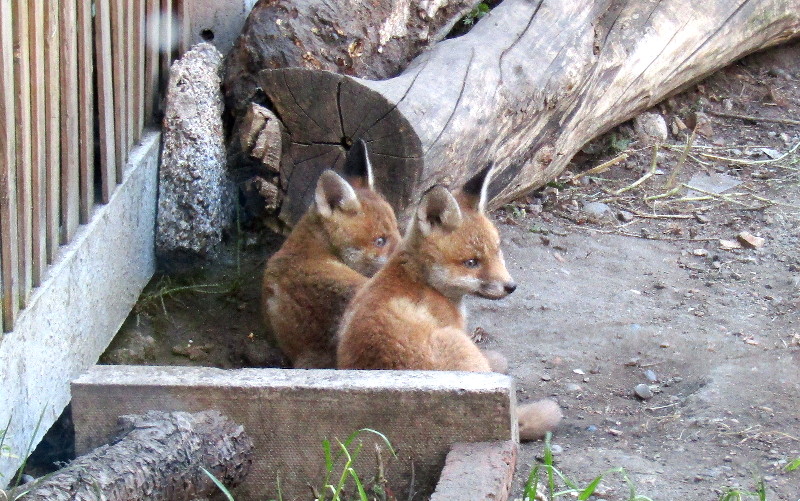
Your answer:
223;0;482;118
0;0;19;331
59;0;80;244
260;0;800;224
78;0;95;223
28;1;46;286
16;411;253;501
43;1;60;262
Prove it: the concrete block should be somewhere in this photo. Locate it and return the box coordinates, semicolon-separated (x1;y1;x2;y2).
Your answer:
430;441;518;501
72;365;517;500
183;0;257;54
0;132;160;482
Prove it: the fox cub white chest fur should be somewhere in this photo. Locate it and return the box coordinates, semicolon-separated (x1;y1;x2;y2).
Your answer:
337;165;562;440
262;140;400;368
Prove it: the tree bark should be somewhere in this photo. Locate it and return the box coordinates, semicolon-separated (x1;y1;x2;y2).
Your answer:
16;411;253;501
257;0;800;224
222;0;482;119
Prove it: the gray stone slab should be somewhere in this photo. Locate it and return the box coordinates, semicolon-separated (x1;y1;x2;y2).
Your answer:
430;441;518;501
0;132;160;481
72;365;517;500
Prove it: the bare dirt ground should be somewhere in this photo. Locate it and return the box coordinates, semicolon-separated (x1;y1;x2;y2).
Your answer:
99;41;800;500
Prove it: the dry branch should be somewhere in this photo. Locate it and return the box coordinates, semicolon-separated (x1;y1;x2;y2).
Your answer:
15;411;253;501
257;0;800;224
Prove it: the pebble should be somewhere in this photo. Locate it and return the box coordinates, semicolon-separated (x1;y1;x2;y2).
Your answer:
644;369;658;382
586;425;598;432
634;111;668;143
634;383;653;400
617;210;635;223
550;444;563;454
541;374;552;381
583;201;613;218
565;383;582;392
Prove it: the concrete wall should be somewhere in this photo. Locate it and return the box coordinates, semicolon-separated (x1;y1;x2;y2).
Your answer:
0;132;160;483
72;365;518;500
183;0;258;54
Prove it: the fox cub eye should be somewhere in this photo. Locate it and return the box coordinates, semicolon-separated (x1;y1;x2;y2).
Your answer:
374;236;388;247
464;258;480;268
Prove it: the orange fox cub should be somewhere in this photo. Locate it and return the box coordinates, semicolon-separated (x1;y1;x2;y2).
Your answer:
337;165;561;440
262;140;400;369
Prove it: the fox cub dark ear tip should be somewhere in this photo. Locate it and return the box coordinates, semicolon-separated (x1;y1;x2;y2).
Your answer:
315;170;361;217
343;138;374;190
461;162;494;198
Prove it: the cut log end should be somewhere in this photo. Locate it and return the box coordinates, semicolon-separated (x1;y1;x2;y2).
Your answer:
258;68;424;224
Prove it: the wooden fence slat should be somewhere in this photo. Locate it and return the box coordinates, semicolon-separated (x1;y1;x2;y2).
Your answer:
0;0;20;331
175;0;191;56
13;0;33;307
111;0;128;182
77;0;95;224
125;0;136;149
160;0;173;112
59;0;80;244
28;1;46;286
95;0;117;203
134;0;146;137
43;1;60;263
144;0;160;125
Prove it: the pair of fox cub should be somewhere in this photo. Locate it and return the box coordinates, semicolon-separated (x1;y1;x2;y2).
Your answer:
262;140;561;441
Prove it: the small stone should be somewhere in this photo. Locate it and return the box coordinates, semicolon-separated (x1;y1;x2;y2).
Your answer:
659;342;670;348
608;428;623;436
583;201;613;218
634;383;653;400
644;369;658;382
694;213;709;223
719;239;742;251
586;425;598;432
565;383;582;392
617;210;635;223
573;368;586;375
737;231;765;249
550;444;563;454
634;111;668;144
692;248;708;257
541;374;552;381
691;111;714;138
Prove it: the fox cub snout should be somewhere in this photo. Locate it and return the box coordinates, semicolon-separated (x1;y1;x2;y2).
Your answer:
262;139;400;368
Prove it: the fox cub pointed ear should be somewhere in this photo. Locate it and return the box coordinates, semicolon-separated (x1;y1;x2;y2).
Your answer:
417;185;462;235
315;170;361;218
342;138;375;190
459;163;495;213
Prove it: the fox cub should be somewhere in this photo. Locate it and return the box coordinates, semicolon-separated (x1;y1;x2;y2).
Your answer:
337;165;562;440
262;140;400;368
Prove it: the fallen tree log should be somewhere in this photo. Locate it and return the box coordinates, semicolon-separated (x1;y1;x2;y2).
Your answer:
258;0;800;224
14;411;253;501
222;0;482;119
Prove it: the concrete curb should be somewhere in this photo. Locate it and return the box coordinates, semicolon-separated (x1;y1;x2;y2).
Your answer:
431;441;518;501
72;365;518;500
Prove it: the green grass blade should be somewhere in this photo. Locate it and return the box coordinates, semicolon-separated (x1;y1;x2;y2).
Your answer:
323;439;333;473
523;464;540;500
348;467;369;501
578;475;604;500
786;457;800;471
12;407;46;489
200;466;235;501
357;428;397;457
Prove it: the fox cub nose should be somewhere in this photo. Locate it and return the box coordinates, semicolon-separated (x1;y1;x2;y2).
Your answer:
504;282;517;294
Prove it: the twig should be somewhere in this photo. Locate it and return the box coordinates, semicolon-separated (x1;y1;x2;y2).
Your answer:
614;144;659;195
664;128;697;190
706;110;800;126
673;140;800;167
573;152;629;180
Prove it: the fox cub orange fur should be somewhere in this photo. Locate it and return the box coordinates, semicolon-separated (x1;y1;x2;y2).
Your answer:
262;140;400;368
337;165;562;440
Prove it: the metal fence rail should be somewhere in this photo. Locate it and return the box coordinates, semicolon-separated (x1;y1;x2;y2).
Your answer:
0;0;183;332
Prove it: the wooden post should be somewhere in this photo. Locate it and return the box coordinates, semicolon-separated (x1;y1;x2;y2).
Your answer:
95;0;117;204
59;0;80;243
0;0;19;331
43;0;60;263
77;0;95;223
28;1;46;286
12;0;33;306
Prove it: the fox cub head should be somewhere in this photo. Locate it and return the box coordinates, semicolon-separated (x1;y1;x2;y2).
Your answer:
406;164;516;301
313;139;400;276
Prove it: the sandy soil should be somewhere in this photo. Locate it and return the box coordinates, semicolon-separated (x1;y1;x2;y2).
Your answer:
98;41;800;500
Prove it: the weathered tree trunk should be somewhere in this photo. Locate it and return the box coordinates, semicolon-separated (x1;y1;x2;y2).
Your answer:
222;0;482;118
258;0;800;224
16;411;253;501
